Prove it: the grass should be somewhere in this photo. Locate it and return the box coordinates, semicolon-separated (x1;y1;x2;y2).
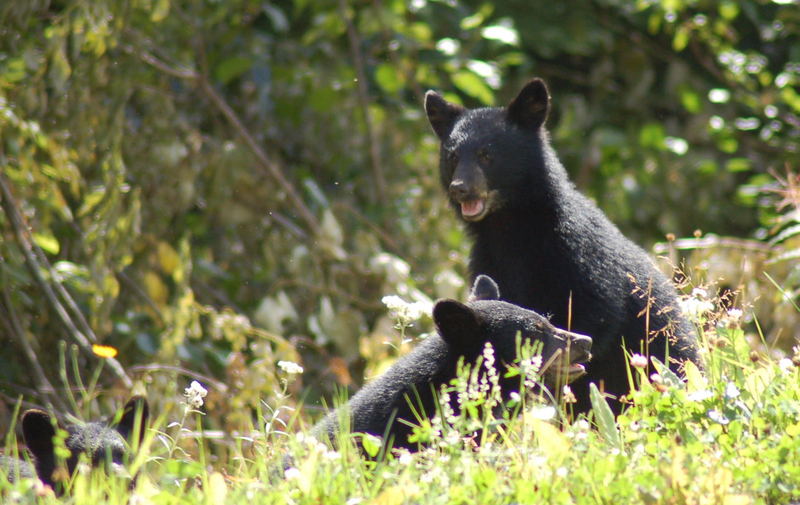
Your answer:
2;304;800;504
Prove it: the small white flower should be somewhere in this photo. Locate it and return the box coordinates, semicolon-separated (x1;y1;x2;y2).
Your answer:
381;295;431;327
529;405;556;421
184;380;208;409
277;360;304;375
724;382;740;399
680;297;714;321
630;353;648;369
284;467;301;480
574;419;590;432
688;389;714;402
708;409;730;425
395;449;413;466
555;467;568;478
323;450;341;462
778;358;794;373
509;391;522;404
726;308;743;322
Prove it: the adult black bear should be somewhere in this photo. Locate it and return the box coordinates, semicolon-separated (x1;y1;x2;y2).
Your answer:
1;396;149;491
425;78;700;413
314;275;592;450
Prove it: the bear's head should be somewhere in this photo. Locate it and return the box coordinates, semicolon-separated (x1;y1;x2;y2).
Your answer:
21;396;149;489
433;275;592;393
424;78;563;221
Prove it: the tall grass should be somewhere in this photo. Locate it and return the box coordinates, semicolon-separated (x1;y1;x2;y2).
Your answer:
2;291;799;505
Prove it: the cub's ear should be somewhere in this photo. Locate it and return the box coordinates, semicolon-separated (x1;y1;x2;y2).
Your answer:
22;410;57;460
116;396;149;446
425;91;465;140
507;78;550;130
469;275;500;301
433;300;481;348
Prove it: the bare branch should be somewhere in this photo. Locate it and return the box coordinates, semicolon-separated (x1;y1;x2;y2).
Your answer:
0;172;133;389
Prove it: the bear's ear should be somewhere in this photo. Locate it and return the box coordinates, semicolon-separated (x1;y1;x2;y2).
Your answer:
507;78;550;131
469;275;500;301
425;91;465;140
116;396;149;446
433;300;482;348
22;409;57;460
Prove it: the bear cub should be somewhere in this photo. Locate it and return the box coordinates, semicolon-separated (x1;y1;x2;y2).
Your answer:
425;78;701;413
314;275;591;450
1;396;149;490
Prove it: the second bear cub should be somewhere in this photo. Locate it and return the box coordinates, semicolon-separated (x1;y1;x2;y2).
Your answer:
314;275;591;450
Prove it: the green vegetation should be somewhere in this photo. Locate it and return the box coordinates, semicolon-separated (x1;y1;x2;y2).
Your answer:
1;0;799;503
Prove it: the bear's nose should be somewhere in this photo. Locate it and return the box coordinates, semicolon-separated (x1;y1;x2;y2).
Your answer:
449;179;470;200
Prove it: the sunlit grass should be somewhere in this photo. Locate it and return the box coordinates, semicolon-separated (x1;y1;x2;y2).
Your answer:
2;296;800;505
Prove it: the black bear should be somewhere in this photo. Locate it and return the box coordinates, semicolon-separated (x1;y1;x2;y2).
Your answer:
314;275;592;450
1;396;149;491
425;78;700;413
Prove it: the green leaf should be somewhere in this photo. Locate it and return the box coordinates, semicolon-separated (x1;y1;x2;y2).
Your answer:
375;64;402;94
639;123;666;150
590;383;621;450
725;158;751;173
151;0;170;22
33;232;60;255
361;433;382;458
650;357;683;388
673;26;690;52
215;56;253;85
2;57;26;83
452;71;493;105
680;88;701;113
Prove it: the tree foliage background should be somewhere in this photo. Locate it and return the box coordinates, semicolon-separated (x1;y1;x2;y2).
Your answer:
0;0;798;433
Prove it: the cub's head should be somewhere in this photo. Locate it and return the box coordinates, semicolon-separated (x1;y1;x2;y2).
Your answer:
432;275;591;391
21;396;149;489
424;78;555;221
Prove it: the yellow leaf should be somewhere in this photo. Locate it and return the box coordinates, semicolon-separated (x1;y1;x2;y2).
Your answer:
531;419;569;463
157;241;180;275
143;271;168;306
207;472;227;504
92;344;118;359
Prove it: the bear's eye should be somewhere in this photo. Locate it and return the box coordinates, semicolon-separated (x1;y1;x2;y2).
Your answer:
444;148;459;164
477;148;491;164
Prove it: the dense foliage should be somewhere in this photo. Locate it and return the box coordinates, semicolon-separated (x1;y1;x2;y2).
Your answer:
0;0;798;446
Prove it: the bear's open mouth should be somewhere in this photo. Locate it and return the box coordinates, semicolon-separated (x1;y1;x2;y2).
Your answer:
460;198;487;221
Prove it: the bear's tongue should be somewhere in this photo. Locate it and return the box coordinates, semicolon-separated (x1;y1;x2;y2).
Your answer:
461;199;485;218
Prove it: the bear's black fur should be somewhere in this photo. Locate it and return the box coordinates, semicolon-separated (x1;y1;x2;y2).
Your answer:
425;78;700;413
2;396;149;490
314;275;591;450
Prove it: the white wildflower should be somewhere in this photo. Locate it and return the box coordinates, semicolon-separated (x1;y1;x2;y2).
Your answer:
284;467;301;480
688;389;714;402
778;358;794;374
529;405;556;421
278;360;304;375
630;353;648;369
726;308;743;322
381;295;430;327
323;450;341;462
184;380;208;409
724;382;740;399
708;409;730;425
680;295;714;321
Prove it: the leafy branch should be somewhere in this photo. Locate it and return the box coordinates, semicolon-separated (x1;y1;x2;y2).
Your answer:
127;44;322;237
